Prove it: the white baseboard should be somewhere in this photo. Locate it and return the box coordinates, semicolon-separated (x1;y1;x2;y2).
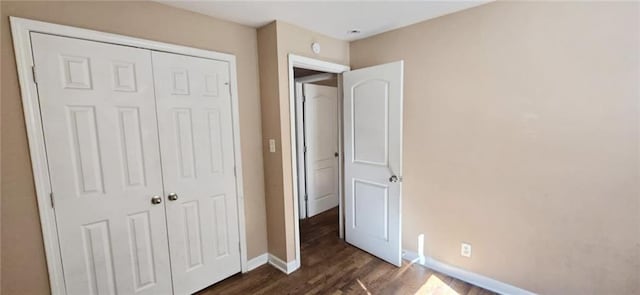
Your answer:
268;254;300;274
403;250;536;295
246;253;269;272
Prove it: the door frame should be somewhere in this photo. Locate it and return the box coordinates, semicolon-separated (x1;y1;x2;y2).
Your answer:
10;17;249;295
287;54;349;270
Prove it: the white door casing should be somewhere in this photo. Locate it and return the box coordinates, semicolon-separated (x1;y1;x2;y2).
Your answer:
295;82;307;219
152;51;241;294
31;33;173;294
303;84;339;217
343;61;404;266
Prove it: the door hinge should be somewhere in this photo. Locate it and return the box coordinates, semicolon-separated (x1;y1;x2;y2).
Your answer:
301;86;306;102
303;146;307;153
31;66;38;84
304;194;308;201
238;242;241;252
233;166;237;177
49;192;55;208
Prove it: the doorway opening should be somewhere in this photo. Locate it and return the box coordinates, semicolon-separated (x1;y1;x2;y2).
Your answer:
294;69;341;256
287;55;350;270
288;55;404;271
294;68;339;220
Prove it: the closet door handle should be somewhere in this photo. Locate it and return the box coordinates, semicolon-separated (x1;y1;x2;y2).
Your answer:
151;195;162;205
168;193;179;201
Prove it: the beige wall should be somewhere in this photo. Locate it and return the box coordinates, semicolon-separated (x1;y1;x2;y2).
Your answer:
258;20;349;261
350;1;639;294
0;1;268;294
3;1;638;294
257;22;288;259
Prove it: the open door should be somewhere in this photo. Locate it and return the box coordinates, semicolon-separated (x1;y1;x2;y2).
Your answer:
343;61;403;266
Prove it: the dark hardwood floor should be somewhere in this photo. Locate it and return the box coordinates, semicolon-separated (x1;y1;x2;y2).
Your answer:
197;208;497;295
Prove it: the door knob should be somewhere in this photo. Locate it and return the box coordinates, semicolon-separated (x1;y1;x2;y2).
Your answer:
168;193;179;201
151;195;162;205
389;175;399;183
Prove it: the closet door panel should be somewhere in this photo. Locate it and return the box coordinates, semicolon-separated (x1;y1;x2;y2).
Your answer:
31;33;172;295
152;51;241;295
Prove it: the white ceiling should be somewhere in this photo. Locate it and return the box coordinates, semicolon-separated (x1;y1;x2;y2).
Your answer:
157;1;490;41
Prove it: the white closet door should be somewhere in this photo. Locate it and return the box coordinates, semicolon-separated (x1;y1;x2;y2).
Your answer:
303;84;339;217
152;51;241;294
31;33;173;295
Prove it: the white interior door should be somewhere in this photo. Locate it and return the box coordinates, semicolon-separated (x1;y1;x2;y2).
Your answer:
303;84;339;217
343;61;404;266
152;51;241;294
31;33;173;294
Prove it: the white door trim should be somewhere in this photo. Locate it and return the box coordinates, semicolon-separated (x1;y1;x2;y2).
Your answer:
295;73;337;84
287;54;349;272
10;17;249;295
294;82;307;219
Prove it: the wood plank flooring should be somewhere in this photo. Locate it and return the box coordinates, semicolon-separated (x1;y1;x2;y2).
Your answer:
197;208;497;295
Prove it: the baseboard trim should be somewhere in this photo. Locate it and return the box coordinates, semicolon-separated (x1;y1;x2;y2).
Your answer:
268;254;300;274
403;250;536;295
246;253;269;272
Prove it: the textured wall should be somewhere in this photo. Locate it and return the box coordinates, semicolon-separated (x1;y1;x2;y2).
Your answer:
350;2;639;294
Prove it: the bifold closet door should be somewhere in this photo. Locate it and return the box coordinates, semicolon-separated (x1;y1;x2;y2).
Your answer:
31;33;173;295
152;51;241;294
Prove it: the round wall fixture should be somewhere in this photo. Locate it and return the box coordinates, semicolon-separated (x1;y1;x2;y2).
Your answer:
311;42;321;54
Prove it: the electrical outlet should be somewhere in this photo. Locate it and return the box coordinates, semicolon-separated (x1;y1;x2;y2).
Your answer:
461;243;472;258
269;139;276;153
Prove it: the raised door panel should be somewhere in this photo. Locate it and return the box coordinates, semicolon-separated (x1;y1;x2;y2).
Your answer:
31;33;172;295
182;201;204;271
353;180;389;241
152;51;241;294
172;108;197;179
212;194;230;257
352;80;389;166
112;61;137;92
67;106;105;195
207;109;225;175
82;220;117;295
127;212;158;292
118;107;147;188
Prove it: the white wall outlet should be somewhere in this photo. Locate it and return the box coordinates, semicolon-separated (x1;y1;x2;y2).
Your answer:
461;242;472;258
269;139;276;153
